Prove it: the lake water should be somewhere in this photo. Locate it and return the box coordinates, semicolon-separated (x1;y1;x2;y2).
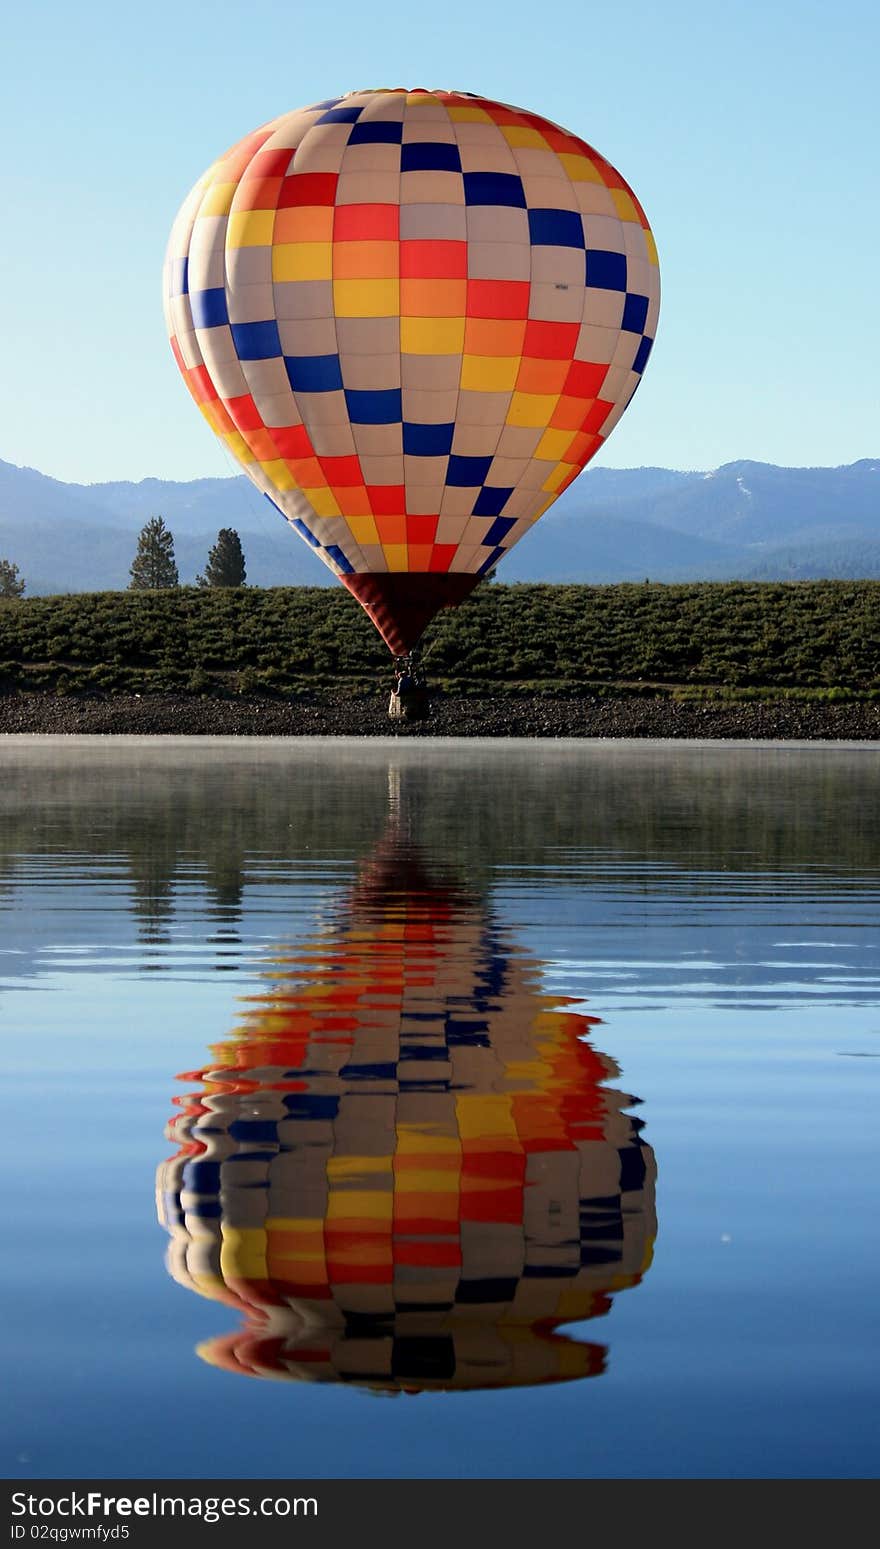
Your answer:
1;737;878;1480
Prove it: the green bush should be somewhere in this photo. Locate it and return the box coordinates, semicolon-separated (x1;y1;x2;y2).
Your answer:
0;581;877;698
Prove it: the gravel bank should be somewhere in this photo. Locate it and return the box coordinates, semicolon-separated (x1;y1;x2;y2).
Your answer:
1;692;879;739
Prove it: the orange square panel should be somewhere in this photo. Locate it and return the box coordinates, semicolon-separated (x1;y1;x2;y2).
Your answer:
400;278;466;316
375;513;408;543
515;357;569;395
463;317;526;356
549;395;593;431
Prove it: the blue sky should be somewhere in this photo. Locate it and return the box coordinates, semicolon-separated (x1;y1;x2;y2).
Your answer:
2;0;876;483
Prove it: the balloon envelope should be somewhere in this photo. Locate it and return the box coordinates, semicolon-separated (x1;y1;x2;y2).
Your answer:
164;89;659;652
157;835;656;1392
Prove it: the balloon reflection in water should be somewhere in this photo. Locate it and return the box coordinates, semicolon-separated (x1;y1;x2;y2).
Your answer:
158;836;656;1393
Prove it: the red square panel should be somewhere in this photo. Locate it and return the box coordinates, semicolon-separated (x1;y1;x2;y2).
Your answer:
241;147;293;179
543;126;586;156
187;365;217;404
405;514;438;543
581;399;614;434
234;176;283;212
224;393;264;432
221;130;275;181
428;545;457;572
319;454;363;487
277;172;338;208
467;279;530;319
564;360;609;398
400;240;467;278
523;320;579;359
367;484;406;516
334;203;399;241
271;423;313;459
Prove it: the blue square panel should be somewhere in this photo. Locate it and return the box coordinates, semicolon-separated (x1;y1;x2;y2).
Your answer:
231;319;282;359
528;209;584;248
447;454;493;486
285;354;344;392
473;489;515;520
345;387;402;423
632;335;654;374
403;421;455;456
315;105;363;123
326;544;355;574
622;293;649;333
463;171;526;208
292;517;321;547
189;287;228;329
170;256;188;296
480;515;517;545
347;120;404;144
401;142;462;173
585;250;627;291
477;544;506;575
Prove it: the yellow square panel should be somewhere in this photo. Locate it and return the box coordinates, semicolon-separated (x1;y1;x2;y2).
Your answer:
220;1224;265;1258
396;1131;460;1156
333;277;400;317
199;401;225;433
272;242;332;281
460;354;520;392
556;153;603;184
446;104;493;121
301;486;341;517
200;181;236;216
542;461;577;492
346;514;381;545
227;209;275;247
327;1155;391;1181
383;543;409;571
400;316;465;354
406;92;441;104
455;1094;517;1139
325;1190;393;1221
265;1216;323;1234
501;125;548;149
611;188;640;223
507;391;560;427
223;430;255;464
259;458;298;490
533;428;574;461
645;229;659;265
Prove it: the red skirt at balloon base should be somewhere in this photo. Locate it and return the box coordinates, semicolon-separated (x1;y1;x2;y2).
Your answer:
343;572;482;656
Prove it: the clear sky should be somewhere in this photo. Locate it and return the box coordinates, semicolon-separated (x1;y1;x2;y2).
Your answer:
2;0;877;483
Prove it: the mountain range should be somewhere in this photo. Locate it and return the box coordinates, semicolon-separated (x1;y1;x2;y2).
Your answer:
1;455;879;594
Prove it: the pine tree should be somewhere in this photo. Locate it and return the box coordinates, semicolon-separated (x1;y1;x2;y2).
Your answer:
0;559;25;599
129;517;179;590
197;528;247;588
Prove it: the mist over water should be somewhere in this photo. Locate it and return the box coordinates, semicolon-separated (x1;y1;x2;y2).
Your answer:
1;738;878;1478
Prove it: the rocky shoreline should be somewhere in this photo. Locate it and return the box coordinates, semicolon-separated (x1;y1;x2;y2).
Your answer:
0;691;878;739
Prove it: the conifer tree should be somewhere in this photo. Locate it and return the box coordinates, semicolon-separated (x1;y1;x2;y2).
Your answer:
197;528;247;588
0;559;25;599
129;517;179;590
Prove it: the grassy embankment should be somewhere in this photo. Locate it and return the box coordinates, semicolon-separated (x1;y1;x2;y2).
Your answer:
0;581;877;701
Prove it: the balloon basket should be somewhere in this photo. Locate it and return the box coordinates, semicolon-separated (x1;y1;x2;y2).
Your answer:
388;654;430;722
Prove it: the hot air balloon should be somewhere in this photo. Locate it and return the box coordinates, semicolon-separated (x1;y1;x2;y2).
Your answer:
157;819;656;1393
163;88;659;697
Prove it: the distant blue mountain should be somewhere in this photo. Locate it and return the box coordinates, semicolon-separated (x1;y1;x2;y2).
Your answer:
1;455;878;593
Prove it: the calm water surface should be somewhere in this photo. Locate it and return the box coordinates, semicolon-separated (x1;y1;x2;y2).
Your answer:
1;737;878;1479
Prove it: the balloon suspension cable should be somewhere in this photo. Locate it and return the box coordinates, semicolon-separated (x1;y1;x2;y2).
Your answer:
392;647;426;683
